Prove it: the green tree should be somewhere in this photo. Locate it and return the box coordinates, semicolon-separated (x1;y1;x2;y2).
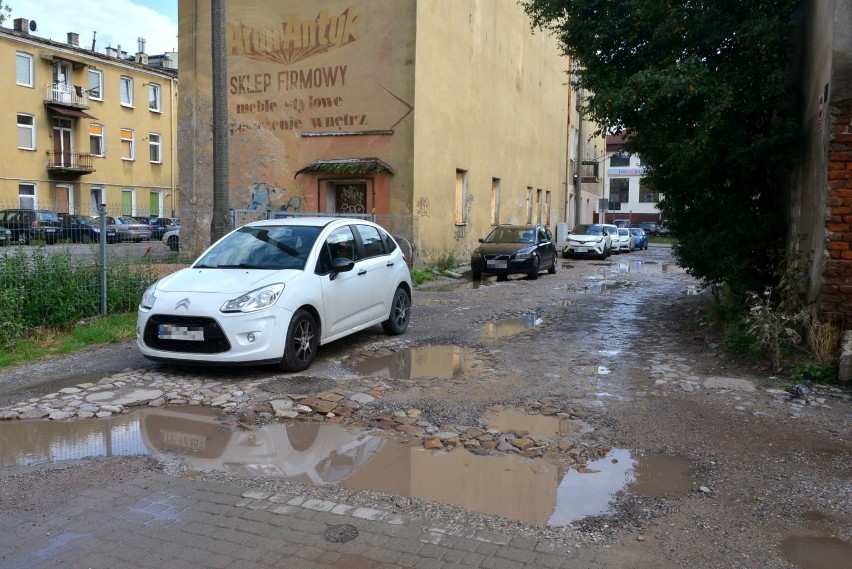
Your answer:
0;3;11;26
524;0;801;293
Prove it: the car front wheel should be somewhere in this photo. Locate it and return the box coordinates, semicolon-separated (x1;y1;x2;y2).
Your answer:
548;254;557;274
382;287;411;335
528;255;540;279
280;309;318;372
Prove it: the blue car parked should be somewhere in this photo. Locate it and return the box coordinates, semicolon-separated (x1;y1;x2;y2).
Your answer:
629;227;648;250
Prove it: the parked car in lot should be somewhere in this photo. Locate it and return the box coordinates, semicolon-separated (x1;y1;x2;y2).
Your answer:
639;221;660;236
162;227;180;251
562;223;612;259
59;214;118;243
149;217;180;240
470;224;558;280
601;224;621;254
137;217;413;372
0;208;61;244
629;227;648;250
612;219;631;228
616;227;635;252
0;225;11;246
105;216;152;242
658;221;671;237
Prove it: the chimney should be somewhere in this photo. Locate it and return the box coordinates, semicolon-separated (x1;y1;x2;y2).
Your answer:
105;46;117;58
135;37;148;64
67;32;79;47
13;18;29;34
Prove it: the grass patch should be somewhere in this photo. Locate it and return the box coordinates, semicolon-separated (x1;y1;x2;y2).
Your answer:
410;267;437;286
0;313;137;368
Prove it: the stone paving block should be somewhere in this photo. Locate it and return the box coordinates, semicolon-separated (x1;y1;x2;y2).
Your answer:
293;544;325;561
534;552;568;568
495;544;538;564
364;546;404;564
435;534;480;553
330;503;354;516
351;506;385;520
385;534;423;555
461;551;487;567
396;552;420;567
481;555;529;569
303;498;337;512
475;542;499;556
242;489;273;500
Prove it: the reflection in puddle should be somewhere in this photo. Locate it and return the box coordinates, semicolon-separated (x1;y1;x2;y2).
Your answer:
589;280;625;293
483;409;583;436
0;411;148;467
353;345;474;379
560;299;574;307
480;314;543;341
549;449;692;525
781;536;852;569
0;408;693;526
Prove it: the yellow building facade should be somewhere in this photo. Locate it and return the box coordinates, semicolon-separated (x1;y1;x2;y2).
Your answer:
179;0;603;260
0;19;178;218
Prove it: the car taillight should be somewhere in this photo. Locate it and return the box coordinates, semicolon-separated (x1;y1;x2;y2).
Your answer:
31;220;40;228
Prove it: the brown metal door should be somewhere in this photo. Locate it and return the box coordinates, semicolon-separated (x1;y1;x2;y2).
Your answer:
335;184;367;214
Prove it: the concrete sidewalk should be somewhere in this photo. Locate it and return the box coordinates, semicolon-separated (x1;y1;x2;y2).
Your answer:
0;471;649;569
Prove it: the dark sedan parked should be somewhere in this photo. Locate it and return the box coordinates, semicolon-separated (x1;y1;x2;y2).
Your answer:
470;224;558;280
59;214;117;243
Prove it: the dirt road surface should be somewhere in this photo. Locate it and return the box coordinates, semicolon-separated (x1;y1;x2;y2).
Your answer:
1;245;849;568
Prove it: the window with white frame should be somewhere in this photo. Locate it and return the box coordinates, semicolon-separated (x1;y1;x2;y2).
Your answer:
120;128;135;160
16;52;33;87
89;124;105;156
148;133;162;163
18;183;36;209
17;113;35;150
119;76;134;106
88;69;103;100
148;83;161;112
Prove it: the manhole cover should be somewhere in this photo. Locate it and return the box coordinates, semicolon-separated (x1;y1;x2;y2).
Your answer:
324;524;359;543
259;376;337;394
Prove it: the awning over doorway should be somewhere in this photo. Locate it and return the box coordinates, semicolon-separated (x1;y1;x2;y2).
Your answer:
44;104;98;120
295;157;395;177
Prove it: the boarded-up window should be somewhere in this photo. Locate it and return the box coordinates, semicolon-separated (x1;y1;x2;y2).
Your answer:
455;170;468;225
491;178;500;226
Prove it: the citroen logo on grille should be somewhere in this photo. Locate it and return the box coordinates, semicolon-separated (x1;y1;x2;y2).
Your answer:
175;298;191;310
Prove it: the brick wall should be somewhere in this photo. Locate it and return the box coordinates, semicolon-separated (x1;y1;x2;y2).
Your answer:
820;98;852;328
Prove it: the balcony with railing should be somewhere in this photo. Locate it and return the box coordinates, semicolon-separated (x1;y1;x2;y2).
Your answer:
43;84;90;109
46;151;95;175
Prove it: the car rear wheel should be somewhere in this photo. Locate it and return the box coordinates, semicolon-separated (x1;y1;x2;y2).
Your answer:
81;232;91;244
548;255;557;274
382;287;411;335
16;232;28;245
280;309;318;372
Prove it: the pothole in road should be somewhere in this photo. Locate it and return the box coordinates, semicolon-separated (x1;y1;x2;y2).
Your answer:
479;314;543;341
613;260;686;274
483;409;586;435
0;408;692;527
588;280;627;293
780;536;852;569
351;345;478;380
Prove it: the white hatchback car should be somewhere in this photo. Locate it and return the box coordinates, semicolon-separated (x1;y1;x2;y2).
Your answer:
137;217;413;372
616;227;635;252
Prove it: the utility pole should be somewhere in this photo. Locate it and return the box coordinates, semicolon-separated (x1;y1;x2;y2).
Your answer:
211;0;230;242
574;66;584;226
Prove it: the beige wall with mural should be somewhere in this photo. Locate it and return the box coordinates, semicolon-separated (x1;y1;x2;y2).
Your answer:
179;1;572;261
411;1;570;258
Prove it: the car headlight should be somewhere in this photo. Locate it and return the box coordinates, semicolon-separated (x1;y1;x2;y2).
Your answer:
221;283;285;313
471;248;482;258
515;253;532;260
140;283;158;309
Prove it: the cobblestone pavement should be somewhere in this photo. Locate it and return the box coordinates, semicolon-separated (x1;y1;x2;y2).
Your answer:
1;468;665;569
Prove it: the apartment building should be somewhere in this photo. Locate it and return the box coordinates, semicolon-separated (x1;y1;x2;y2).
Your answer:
599;132;661;227
179;0;603;259
1;19;178;218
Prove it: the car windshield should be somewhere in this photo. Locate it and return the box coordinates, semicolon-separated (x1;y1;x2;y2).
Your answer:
630;228;642;235
619;228;629;235
572;224;603;236
195;225;322;270
484;227;536;243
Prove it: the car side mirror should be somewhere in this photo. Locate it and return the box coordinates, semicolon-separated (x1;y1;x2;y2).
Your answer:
478;238;485;243
329;257;355;280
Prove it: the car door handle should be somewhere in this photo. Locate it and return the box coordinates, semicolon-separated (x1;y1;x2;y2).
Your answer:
358;269;367;276
386;261;394;267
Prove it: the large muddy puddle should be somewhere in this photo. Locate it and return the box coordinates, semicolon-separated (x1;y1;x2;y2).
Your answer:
351;345;477;380
0;407;692;526
479;314;543;341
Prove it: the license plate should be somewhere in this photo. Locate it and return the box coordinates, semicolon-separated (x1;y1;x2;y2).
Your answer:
575;247;587;253
487;260;507;269
45;228;55;233
158;324;204;341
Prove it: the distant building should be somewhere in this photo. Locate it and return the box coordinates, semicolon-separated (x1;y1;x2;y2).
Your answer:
0;19;178;218
599;132;661;227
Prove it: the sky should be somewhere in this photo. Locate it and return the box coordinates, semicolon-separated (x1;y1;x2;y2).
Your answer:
9;0;178;56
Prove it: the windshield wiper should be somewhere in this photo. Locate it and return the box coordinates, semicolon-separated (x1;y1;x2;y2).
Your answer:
208;263;269;269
